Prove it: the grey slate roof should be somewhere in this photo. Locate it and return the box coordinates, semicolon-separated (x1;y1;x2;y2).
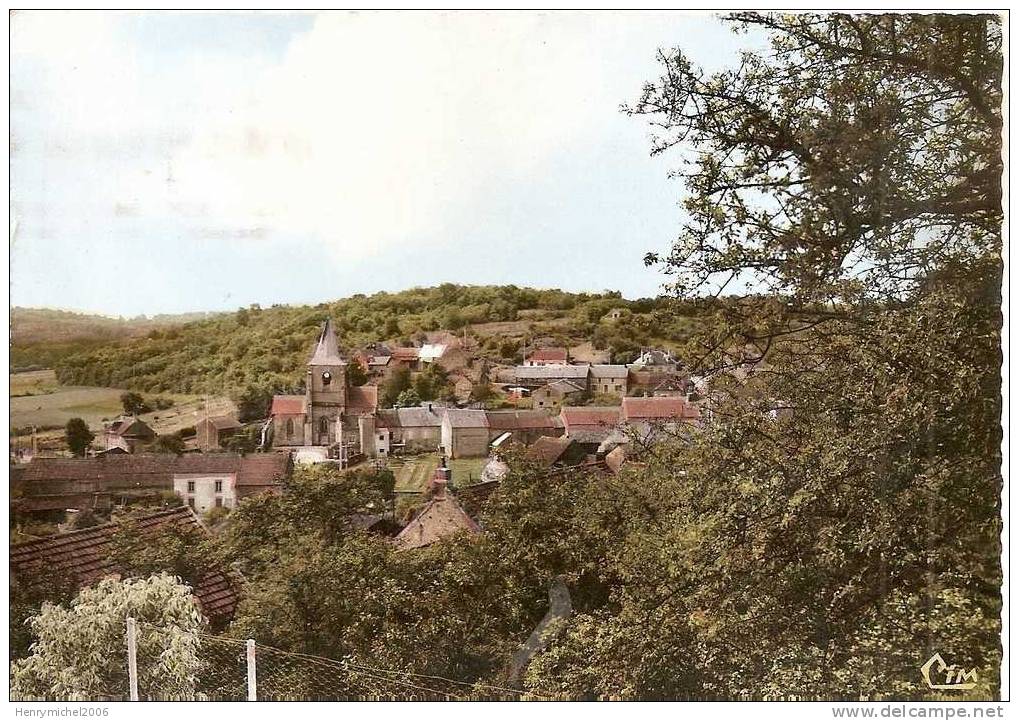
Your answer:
376;407;444;428
591;364;628;379
308;319;345;366
514;365;591;380
443;409;490;428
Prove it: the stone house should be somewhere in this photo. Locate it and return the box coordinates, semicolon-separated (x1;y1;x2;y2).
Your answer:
11;453;291;517
485;410;564;446
441;409;490;459
532;379;586;409
513;364;590;390
590;365;629;396
374;405;444;456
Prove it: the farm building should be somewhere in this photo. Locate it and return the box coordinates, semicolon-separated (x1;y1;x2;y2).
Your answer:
532;379;586;409
513;364;590;390
441;409;490;459
11;452;291;516
523;347;569;366
195;415;243;451
101;416;155;453
590;365;629;396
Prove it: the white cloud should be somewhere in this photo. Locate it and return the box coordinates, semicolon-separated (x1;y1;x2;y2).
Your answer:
163;13;622;262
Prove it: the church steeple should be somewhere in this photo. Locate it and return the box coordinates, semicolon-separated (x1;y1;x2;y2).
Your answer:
309;318;345;366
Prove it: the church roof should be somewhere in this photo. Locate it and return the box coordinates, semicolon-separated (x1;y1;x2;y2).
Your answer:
308;319;345;366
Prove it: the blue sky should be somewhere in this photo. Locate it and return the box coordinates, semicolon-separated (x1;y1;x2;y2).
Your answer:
11;11;765;317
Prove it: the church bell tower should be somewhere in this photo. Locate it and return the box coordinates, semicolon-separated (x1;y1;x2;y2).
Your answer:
306;319;347;446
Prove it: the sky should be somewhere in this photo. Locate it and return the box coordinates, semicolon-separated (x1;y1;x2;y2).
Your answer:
10;11;765;317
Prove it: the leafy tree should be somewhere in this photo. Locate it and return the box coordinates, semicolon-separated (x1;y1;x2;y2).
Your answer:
523;12;1003;699
152;433;185;455
394;388;422;408
119;391;150;415
233;385;273;423
64;418;93;457
346;359;369;387
10;574;205;700
109;522;214;588
470;382;494;404
381;367;412;407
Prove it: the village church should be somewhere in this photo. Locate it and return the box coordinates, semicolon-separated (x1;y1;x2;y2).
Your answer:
269;320;378;461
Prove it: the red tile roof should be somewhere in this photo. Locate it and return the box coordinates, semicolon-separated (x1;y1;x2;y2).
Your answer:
391;347;420;361
560;406;622;431
9;507;240;621
270;395;306;416
526;347;568;362
622;396;700;421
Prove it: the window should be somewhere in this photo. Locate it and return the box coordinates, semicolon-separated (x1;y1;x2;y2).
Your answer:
187;480;195;493
285;418;294;437
215;497;223;508
319;416;330;434
615;385;622;392
214;480;223;493
378;434;385;441
187;498;195;509
322;371;332;387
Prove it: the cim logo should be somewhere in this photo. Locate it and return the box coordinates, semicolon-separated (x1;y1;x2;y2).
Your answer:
921;653;979;691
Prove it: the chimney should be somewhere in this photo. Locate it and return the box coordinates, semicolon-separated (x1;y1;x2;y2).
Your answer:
431;458;452;499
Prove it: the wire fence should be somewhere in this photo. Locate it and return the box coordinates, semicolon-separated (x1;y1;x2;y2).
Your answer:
127;618;532;701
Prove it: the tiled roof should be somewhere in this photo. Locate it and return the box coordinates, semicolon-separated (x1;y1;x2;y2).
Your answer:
271;395;306;416
346;385;379;414
526;348;568;362
394;494;481;551
109;418;155;438
485;410;562;431
376;407;444;428
538;379;586;395
514;365;590;380
560;406;622;430
202;416;242;431
590;365;628;379
9;507;240;621
622;396;700;421
455;480;500;518
652;376;690;392
391;347;420;361
443;409;489;429
527;435;573;467
15;453;290;492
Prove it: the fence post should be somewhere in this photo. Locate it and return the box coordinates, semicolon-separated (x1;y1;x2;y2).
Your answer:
126;617;139;701
246;639;257;701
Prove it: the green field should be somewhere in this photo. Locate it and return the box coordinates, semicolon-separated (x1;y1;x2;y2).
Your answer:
390;453;489;494
9;369;234;436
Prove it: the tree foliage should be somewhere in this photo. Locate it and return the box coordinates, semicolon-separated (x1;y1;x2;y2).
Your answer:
64;418;93;457
10;574;205;700
522;12;1003;699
